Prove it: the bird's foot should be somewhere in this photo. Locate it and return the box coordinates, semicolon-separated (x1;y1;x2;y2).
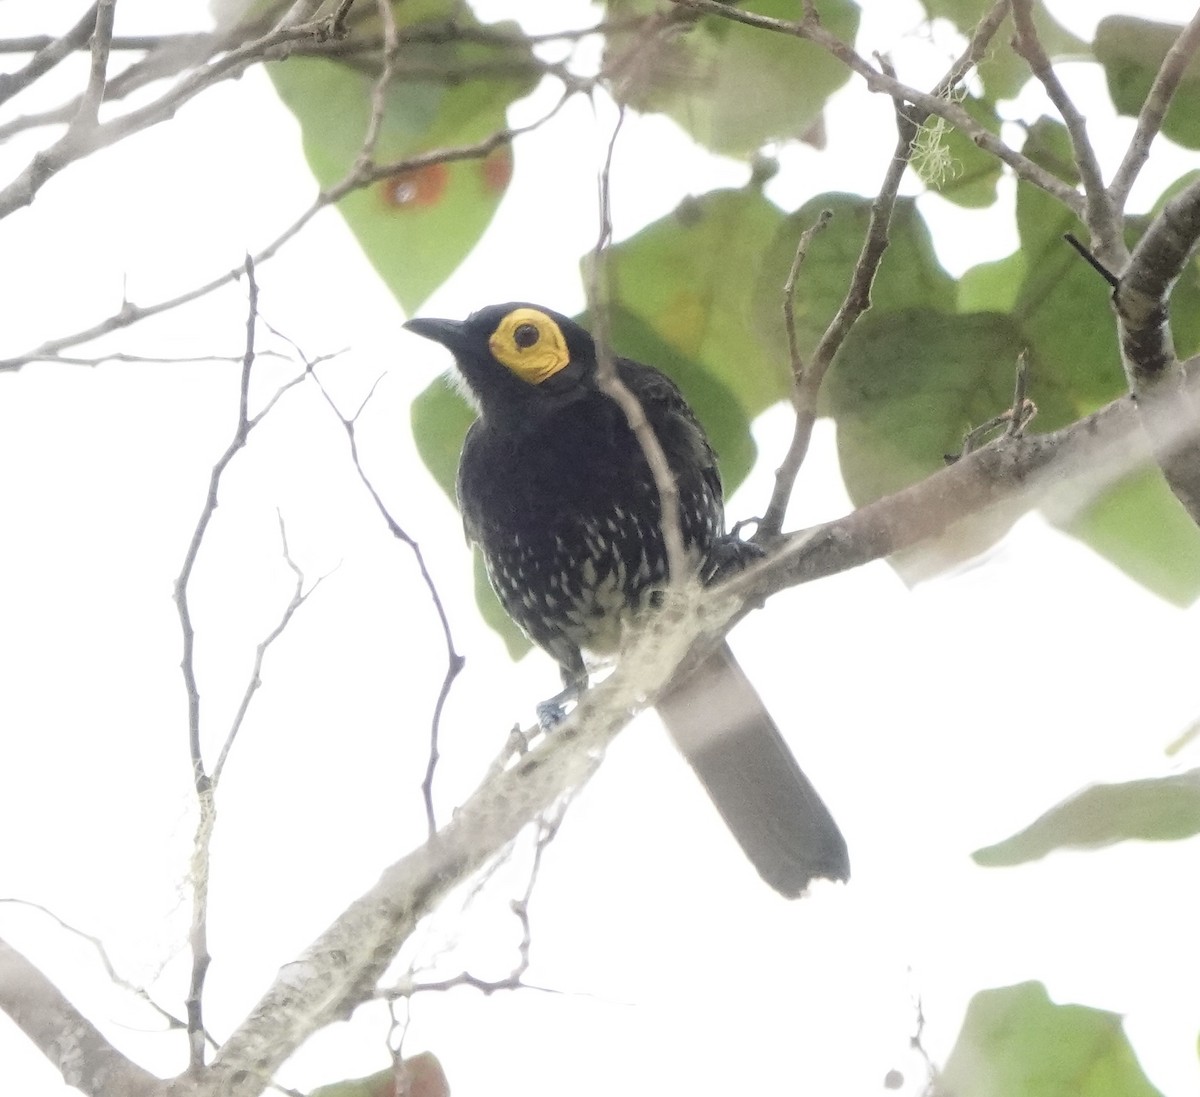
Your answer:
704;535;766;585
536;683;581;730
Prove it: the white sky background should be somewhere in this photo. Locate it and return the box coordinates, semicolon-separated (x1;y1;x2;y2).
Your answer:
1;1;1198;1095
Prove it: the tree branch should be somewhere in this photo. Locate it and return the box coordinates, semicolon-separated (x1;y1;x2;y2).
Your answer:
1010;0;1125;269
1109;10;1200;210
664;0;1084;215
156;349;1188;1097
0;936;162;1097
0;4;99;109
1113;175;1200;522
759;0;1013;540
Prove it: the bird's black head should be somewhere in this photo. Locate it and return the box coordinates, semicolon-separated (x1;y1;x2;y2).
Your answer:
404;303;598;414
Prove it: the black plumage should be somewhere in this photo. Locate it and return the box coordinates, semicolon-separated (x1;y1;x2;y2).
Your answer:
405;302;848;896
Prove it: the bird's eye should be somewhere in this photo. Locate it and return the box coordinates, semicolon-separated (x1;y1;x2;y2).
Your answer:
513;323;540;349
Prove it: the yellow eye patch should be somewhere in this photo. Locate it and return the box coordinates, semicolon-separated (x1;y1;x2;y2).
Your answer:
488;307;570;384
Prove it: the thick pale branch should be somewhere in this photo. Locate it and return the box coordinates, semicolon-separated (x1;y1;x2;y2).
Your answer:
1114;176;1200;522
0;937;162;1097
176;591;708;1097
173;362;1181;1097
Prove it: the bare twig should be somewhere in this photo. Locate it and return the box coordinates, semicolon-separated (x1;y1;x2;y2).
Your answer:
178;260;258;1072
665;0;1082;215
1064;232;1120;288
182;355;1195;1097
1110;10;1200;210
307;368;464;840
781;208;834;383
950;352;1036;459
0;119;555;372
174;259;307;1071
385;803;571;1000
1010;0;1125;270
756;0;1013;541
0;4;99;109
587;107;688;583
211;515;326;785
0;2;414;220
0;899;193;1039
73;0;118;131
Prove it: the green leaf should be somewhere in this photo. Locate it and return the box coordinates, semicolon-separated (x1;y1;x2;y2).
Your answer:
994;127;1200;602
958;252;1026;314
827;310;1025;502
754;193;959;379
973;769;1200;867
825;309;1058;580
1096;18;1200;150
585;306;759;496
605;0;857;157
267;2;536;312
1058;467;1200;607
916;0;1088;101
607;185;792;417
942;982;1165;1097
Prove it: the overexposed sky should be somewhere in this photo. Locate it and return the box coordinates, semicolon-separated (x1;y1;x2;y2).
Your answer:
1;2;1198;1095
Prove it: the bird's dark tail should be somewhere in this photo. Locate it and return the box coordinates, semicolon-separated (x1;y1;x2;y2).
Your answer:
656;640;849;898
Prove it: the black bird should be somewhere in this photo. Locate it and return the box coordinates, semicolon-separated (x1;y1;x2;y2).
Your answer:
405;303;848;897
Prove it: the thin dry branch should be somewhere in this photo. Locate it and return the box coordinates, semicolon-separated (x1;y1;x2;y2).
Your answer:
1010;0;1125;269
173;260;309;1071
1110;9;1200;210
0;4;99;109
0;899;193;1041
211;515;325;785
665;0;1083;216
162;356;1189;1097
758;0;1013;541
74;0;117;131
0;122;547;373
0;13;333;219
307;367;464;840
384;803;571;1000
587;106;689;584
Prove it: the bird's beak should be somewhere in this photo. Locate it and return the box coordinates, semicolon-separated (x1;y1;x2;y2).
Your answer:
403;316;468;354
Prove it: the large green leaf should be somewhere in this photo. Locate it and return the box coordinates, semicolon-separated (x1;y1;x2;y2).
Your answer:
955;120;1200;604
973;769;1200;867
753;193;959;384
267;1;536;313
605;0;857;157
827;310;1031;504
1096;18;1200;151
607;185;792;417
941;983;1165;1097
